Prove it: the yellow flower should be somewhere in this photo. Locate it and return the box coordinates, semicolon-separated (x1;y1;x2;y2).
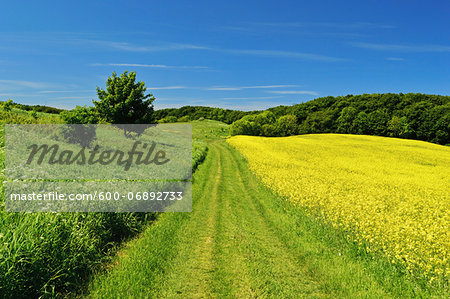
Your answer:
228;134;450;283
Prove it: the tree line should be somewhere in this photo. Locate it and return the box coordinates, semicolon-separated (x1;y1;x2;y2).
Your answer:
154;106;257;124
5;70;448;145
59;71;254;127
230;93;449;145
0;99;64;114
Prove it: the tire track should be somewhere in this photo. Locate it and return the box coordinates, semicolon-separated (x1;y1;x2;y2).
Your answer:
156;142;222;298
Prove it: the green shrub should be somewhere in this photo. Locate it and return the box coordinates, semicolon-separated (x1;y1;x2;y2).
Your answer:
28;110;38;119
1;99;13;112
275;115;298;136
230;112;297;137
261;124;278;137
0;108;209;297
60;105;100;124
192;140;208;171
158;116;178;123
178;116;190;122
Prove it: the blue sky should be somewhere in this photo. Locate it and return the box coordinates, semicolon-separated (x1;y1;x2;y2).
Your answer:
0;0;449;110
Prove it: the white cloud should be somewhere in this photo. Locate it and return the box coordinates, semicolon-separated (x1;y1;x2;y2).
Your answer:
206;84;300;91
151;86;187;90
250;21;396;29
243;84;300;89
0;80;79;94
218;22;395;38
0;93;42;97
39;90;74;94
222;96;282;100
386;57;405;61
351;42;450;52
267;90;319;95
207;87;242;91
54;96;88;100
38;89;92;94
227;49;348;62
91;63;209;69
0;79;50;89
82;39;347;62
80;40;211;52
100;84;303;92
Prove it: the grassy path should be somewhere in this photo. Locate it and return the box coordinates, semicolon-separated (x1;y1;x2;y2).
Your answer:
88;138;396;298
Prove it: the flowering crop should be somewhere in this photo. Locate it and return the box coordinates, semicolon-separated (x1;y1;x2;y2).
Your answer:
228;134;450;283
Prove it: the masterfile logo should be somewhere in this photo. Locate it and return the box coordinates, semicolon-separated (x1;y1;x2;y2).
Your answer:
4;124;192;212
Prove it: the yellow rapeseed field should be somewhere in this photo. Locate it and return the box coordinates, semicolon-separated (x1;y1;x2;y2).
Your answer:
228;134;450;283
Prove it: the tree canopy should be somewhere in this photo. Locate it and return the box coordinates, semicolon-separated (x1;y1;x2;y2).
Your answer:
230;93;450;145
93;71;155;125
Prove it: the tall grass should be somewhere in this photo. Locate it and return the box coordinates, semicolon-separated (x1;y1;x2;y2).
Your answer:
0;109;208;298
192;140;208;171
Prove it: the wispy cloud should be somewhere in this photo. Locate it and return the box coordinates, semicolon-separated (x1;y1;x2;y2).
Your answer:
0;93;44;97
39;90;74;94
54;96;88;100
0;79;50;89
249;21;396;29
219;26;255;32
207;87;242;91
38;89;92;94
350;42;450;52
386;57;405;61
222;96;282;100
267;90;319;95
218;22;394;37
91;63;209;69
206;84;301;91
80;39;347;62
105;84;302;92
151;86;187;90
244;84;300;89
78;40;211;52
226;49;348;62
0;80;79;93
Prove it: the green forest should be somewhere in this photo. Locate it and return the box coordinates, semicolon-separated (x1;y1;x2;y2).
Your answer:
151;93;450;145
3;92;449;145
154;105;256;124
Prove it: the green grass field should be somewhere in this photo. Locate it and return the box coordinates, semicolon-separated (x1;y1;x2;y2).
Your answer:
87;120;447;298
0;113;207;298
0;113;447;298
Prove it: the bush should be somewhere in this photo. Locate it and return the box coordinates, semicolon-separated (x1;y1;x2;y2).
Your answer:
230;118;259;136
60;106;100;124
192;140;208;171
261;124;278;137
60;106;100;147
230;112;297;137
158;116;178;123
275;115;298;136
178;116;190;122
29;110;38;119
1;99;13;112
